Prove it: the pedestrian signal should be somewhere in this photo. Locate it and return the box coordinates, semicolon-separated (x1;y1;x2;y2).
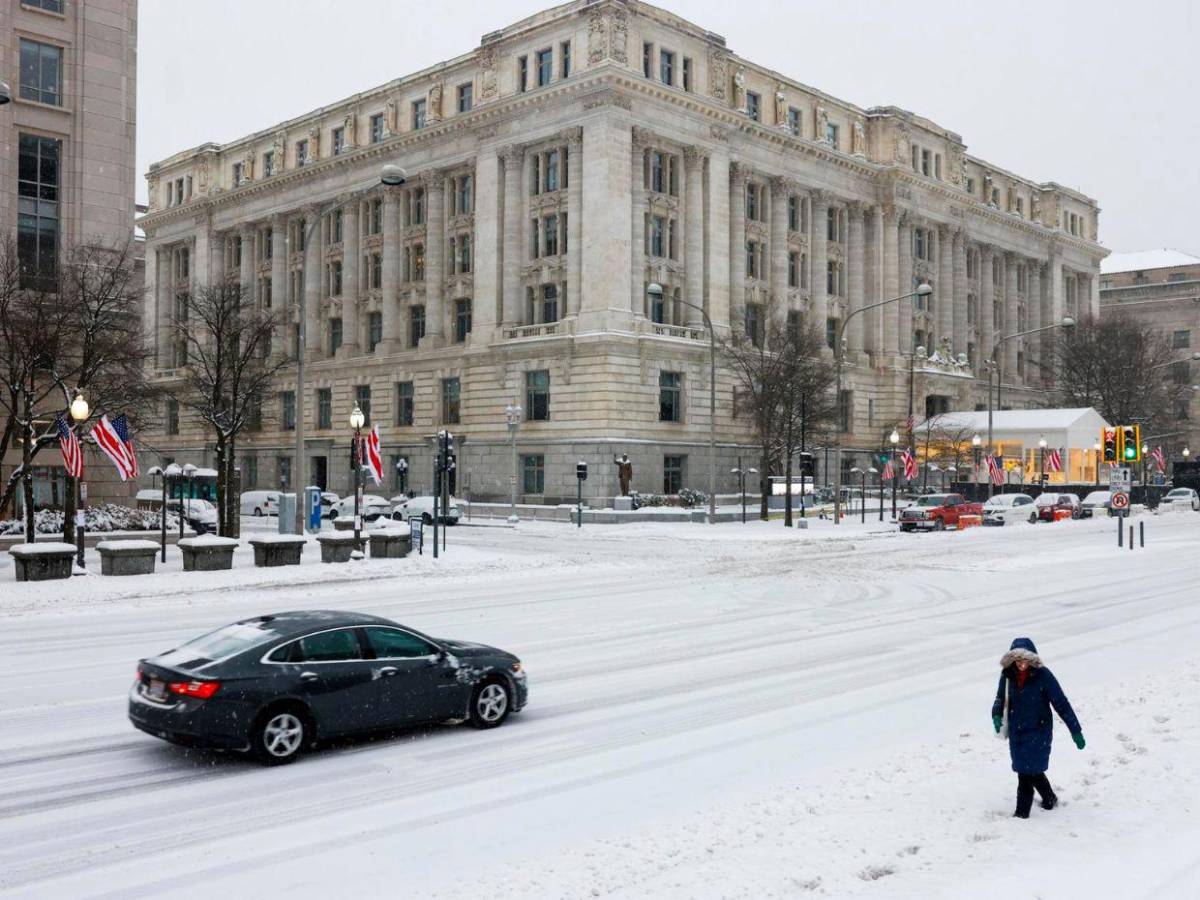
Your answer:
1101;428;1118;463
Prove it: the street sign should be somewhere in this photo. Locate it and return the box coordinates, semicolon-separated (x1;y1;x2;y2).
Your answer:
1109;467;1132;491
408;516;423;554
1112;491;1130;511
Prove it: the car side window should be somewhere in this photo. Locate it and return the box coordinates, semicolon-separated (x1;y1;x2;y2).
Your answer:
267;640;303;663
298;628;364;662
363;626;439;659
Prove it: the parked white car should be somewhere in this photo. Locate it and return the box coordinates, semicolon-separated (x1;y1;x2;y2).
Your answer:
981;492;1036;526
320;492;340;519
1080;490;1113;518
1159;487;1200;511
166;498;219;533
240;490;280;517
392;494;462;525
329;494;392;521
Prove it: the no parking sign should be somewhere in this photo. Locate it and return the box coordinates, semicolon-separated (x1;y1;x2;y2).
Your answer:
1112;491;1130;512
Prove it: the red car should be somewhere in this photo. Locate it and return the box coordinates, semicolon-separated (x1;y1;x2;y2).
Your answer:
1035;492;1082;522
899;493;983;532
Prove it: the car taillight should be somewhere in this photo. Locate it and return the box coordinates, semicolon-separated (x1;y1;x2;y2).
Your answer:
167;680;221;700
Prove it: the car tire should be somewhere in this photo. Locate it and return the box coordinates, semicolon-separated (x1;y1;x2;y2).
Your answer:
468;679;511;730
1029;513;1038;524
934;519;946;532
422;512;433;525
900;525;913;533
254;508;263;517
250;705;312;765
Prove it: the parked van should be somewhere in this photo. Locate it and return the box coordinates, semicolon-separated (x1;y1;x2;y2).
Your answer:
240;490;280;517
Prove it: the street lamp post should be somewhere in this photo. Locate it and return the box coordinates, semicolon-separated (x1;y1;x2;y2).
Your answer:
396;457;409;496
889;429;900;519
68;392;89;568
987;317;1076;499
971;434;982;499
1141;442;1149;490
731;459;757;523
663;286;718;525
350;404;365;551
877;464;885;521
180;463;196;541
834;283;932;525
147;465;167;561
1038;435;1047;489
1092;441;1101;487
946;465;957;492
505;403;522;524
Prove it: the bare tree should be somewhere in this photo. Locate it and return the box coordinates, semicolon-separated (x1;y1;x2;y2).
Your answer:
1055;313;1186;435
166;279;288;535
918;413;978;489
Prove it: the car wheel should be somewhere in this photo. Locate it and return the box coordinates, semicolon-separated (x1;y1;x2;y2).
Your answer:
900;525;913;533
934;519;946;532
422;512;433;525
254;508;263;517
251;706;311;765
1029;513;1038;524
468;680;511;729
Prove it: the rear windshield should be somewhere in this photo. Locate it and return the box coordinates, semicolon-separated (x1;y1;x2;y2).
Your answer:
157;620;283;671
1168;489;1190;497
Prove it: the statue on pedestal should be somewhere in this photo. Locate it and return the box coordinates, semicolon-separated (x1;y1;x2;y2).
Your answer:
614;454;633;496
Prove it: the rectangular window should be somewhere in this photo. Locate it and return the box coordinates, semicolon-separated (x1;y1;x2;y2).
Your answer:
441;377;461;424
263;150;275;177
536;48;553;86
457;82;473;113
332;127;345;156
837;390;851;433
329;259;343;295
663;455;685;494
458;233;472;272
167;399;180;436
329;318;343;355
787;107;801;137
659;372;682;422
650;216;665;258
410;305;426;347
1173;329;1190;349
540;284;559;323
522;455;545;494
317;388;332;430
826;123;839;147
412;99;426;130
966;176;976;195
25;0;64;10
243;456;258;490
746;240;759;279
682;57;693;92
281;391;295;431
744;303;761;347
1172;362;1191;384
660;49;675;85
518;55;528;92
278;456;292;490
643;42;653;78
395;381;414;426
788;195;800;231
411;243;425;281
456;174;473;213
788;250;799;288
544;215;559;257
826;316;839;350
370;253;382;289
525;370;550;421
232;162;244;186
561;41;572;78
746;183;759;221
355;385;372;426
651;151;666;193
369;197;383;234
454;298;472;342
19;39;62;106
296;139;310;166
368;311;382;352
545;150;560;191
747;91;760;122
17;133;61;290
370;113;385;143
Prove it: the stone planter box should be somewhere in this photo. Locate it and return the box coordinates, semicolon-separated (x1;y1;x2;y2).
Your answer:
179;535;239;571
332;518;356;532
316;533;359;563
96;540;160;576
249;535;306;567
369;527;412;559
9;542;77;582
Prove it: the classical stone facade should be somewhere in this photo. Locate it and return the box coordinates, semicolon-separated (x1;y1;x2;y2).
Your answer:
139;0;1105;504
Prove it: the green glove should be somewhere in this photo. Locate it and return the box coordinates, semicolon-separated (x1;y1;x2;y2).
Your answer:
993;714;1003;734
1072;732;1086;750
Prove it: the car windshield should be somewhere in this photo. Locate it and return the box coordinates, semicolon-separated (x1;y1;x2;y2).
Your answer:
157;619;283;671
987;496;1014;507
1035;494;1058;506
1083;492;1110;504
1167;489;1190;497
916;495;949;507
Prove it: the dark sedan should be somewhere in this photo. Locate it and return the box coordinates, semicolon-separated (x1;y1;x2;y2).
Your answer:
129;611;527;764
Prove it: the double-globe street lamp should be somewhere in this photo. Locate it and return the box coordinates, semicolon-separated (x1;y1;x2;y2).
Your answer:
889;428;900;519
505;403;522;524
1038;434;1048;488
972;433;983;495
350;403;365;551
730;460;758;524
833;284;932;525
69;392;89;568
849;466;876;522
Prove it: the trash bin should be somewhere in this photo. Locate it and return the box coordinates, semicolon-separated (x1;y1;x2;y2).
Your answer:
277;493;297;534
306;486;322;533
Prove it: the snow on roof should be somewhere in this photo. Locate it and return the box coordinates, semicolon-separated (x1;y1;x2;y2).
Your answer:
915;408;1109;433
1101;249;1200;275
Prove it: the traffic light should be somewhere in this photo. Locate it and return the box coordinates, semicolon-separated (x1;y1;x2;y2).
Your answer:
800;452;816;479
1101;428;1118;463
576;461;588;481
1119;425;1141;462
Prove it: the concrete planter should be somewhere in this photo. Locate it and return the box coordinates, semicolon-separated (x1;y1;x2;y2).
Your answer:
249;536;306;567
9;542;76;581
96;540;160;576
316;533;359;563
179;535;239;571
368;528;412;559
332;518;356;532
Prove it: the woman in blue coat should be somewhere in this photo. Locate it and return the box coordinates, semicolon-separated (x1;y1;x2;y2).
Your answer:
991;637;1086;818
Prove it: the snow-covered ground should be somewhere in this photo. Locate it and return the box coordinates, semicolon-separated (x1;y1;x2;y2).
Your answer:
1;513;1197;898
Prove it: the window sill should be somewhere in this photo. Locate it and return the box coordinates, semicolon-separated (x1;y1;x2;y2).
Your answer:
13;95;72;115
19;3;66;19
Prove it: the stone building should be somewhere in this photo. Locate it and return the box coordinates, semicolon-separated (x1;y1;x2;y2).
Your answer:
138;0;1105;504
1100;249;1200;442
1;0;139;512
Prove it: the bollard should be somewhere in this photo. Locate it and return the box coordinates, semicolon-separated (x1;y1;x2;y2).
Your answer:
1128;524;1134;550
1118;515;1123;547
1140;520;1145;548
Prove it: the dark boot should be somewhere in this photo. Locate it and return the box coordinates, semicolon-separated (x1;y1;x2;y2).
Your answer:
1014;774;1035;818
1033;774;1058;810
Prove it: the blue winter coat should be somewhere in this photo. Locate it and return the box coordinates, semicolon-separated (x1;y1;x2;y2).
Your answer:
991;637;1082;774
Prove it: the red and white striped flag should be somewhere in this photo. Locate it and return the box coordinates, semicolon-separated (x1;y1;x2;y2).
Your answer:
987;454;1004;486
1046;448;1063;473
1151;446;1166;472
905;413;915;435
90;415;137;481
111;414;139;478
55;415;84;479
901;448;918;481
882;458;895;480
365;424;384;485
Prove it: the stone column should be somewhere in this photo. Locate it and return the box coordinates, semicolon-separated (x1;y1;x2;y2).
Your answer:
471;150;500;343
579;118;632;328
423;172;446;345
706;148;731;331
937;224;953;352
239;226;255;304
151;248;168;367
630;131;648;318
979;246;995;367
1044;250;1064;386
810;190;829;329
500;145;524;327
567;128;583;318
846;200;865;354
952;230;968;362
340;198;360;357
1028;261;1043;383
684;146;707;326
379;190;402;353
728;162;747;322
881;206;899;354
863;205;880;353
1004;252;1020;379
769;175;791;335
897;212;913;355
270;216;287;357
210;234;226;287
303;207;322;359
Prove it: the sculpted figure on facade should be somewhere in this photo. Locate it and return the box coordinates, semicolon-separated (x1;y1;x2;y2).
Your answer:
708;48;728;101
1030;190;1042;223
816;105;830;143
196;157;210;194
586;6;627;64
774;83;788;128
609;7;628;63
852;118;866;156
428;82;444;123
344;113;357;149
479;47;498;103
587;9;607;63
273;132;286;169
147;174;159;209
385;99;399;135
733;66;747;112
307;124;321;162
242;149;255;182
893;124;911;164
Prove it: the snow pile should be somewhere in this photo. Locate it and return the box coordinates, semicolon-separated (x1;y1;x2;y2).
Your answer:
0;504;178;535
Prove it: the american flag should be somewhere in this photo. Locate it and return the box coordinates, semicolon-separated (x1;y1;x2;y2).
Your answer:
1046;448;1063;473
905;413;915;436
901;448;918;481
882;458;895;480
90;415;137;481
987;453;1004;486
111;414;139;477
365;424;383;485
55;415;84;479
1151;446;1166;472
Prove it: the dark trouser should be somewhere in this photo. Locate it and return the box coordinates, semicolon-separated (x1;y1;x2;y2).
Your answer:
1014;773;1056;817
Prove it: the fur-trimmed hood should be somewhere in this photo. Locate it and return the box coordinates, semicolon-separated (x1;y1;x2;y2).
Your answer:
1000;637;1043;670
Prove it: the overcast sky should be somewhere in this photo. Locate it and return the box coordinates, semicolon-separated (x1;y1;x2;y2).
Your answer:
138;0;1198;255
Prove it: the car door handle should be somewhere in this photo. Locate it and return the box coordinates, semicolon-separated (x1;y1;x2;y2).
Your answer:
378;666;399;677
300;671;320;682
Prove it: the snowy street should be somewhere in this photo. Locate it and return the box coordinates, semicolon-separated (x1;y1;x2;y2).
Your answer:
1;515;1198;898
